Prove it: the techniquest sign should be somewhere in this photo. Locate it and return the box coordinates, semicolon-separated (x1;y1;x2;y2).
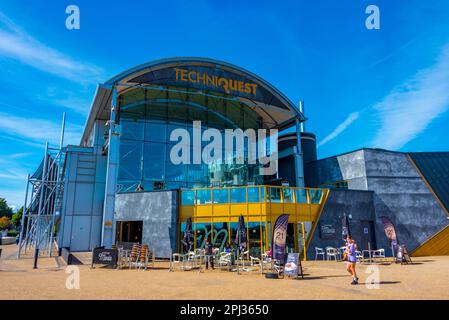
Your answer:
173;67;258;96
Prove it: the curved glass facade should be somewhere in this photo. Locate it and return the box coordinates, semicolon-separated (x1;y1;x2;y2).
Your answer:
117;85;267;192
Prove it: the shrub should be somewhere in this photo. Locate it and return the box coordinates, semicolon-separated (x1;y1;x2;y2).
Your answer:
0;216;11;231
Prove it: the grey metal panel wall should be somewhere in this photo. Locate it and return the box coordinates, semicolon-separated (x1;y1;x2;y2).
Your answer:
306;150;368;189
307;190;375;260
115;190;178;258
363;149;449;253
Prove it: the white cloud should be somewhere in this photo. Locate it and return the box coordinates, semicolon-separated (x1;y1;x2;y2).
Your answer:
0;11;103;84
318;112;360;148
0;112;83;146
371;45;449;150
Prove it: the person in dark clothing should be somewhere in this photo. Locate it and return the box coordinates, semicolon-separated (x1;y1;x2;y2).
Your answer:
204;238;214;269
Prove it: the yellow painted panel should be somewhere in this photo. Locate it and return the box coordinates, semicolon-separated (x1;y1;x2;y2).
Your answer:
196;206;212;216
411;224;449;256
270;203;284;214
213;204;230;216
230;204;247;215
248;203;262;215
284;203;296;214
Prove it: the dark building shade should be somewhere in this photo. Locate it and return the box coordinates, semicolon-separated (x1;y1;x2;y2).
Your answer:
409;152;449;213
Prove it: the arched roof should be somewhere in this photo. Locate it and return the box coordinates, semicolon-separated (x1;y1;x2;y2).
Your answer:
81;57;304;145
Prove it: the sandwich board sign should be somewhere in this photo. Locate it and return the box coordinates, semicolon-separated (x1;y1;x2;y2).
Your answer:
284;253;304;279
91;247;118;268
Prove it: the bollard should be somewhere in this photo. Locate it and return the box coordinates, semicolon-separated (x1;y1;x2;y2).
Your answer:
33;248;39;269
0;248;2;260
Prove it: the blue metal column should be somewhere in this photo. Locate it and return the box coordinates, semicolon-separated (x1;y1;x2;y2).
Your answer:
294;118;305;187
101;87;120;248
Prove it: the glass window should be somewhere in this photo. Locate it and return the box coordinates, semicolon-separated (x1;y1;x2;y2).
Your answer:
309;189;323;204
230;188;246;203
187;164;206;183
212;222;229;251
145;121;167;142
165;161;186;182
247;187;260;203
118;140;143;181
195;223;212;249
143;142;166;180
295;188;308;204
283;188;294;203
248;222;261;258
268;187;281;203
121;119;145;141
213;188;229;204
196;189;212;204
181;190;195;205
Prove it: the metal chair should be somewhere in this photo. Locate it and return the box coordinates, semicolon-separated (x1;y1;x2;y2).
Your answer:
355;250;363;263
315;247;325;260
338;246;346;260
372;249;386;261
129;243;141;269
325;247;339;261
218;252;232;271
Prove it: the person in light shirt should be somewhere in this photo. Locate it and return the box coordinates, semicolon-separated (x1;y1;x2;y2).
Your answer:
345;235;359;285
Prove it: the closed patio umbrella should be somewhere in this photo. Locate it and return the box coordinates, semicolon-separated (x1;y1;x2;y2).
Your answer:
235;215;247;255
182;217;194;253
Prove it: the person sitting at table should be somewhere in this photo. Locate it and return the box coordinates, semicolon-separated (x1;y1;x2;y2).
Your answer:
224;243;232;253
204;237;214;269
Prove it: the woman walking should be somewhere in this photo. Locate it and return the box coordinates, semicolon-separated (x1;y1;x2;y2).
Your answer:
345;235;359;285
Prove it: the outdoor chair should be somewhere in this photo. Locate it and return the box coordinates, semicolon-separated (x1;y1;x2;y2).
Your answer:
315;247;325;260
355;250;363;263
117;247;130;269
338;246;346;260
325;247;339;261
170;253;184;271
129;243;141;269
217;252;232;271
372;249;386;261
250;256;262;272
137;244;155;270
261;253;272;273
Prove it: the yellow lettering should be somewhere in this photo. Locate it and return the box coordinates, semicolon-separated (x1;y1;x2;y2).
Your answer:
218;77;230;94
180;69;188;81
228;79;238;91
188;71;196;83
237;81;244;92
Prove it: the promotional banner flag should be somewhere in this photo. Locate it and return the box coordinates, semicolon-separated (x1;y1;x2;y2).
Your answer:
235;215;247;252
380;216;398;246
342;213;351;241
182;217;194;253
272;214;289;261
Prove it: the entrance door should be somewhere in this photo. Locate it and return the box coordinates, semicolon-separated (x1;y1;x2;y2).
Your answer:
360;220;376;251
115;221;143;244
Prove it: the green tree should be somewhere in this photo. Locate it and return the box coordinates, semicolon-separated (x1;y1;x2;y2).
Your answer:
12;207;23;227
0;198;14;219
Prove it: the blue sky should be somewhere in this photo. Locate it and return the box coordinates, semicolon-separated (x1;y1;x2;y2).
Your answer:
1;0;449;207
